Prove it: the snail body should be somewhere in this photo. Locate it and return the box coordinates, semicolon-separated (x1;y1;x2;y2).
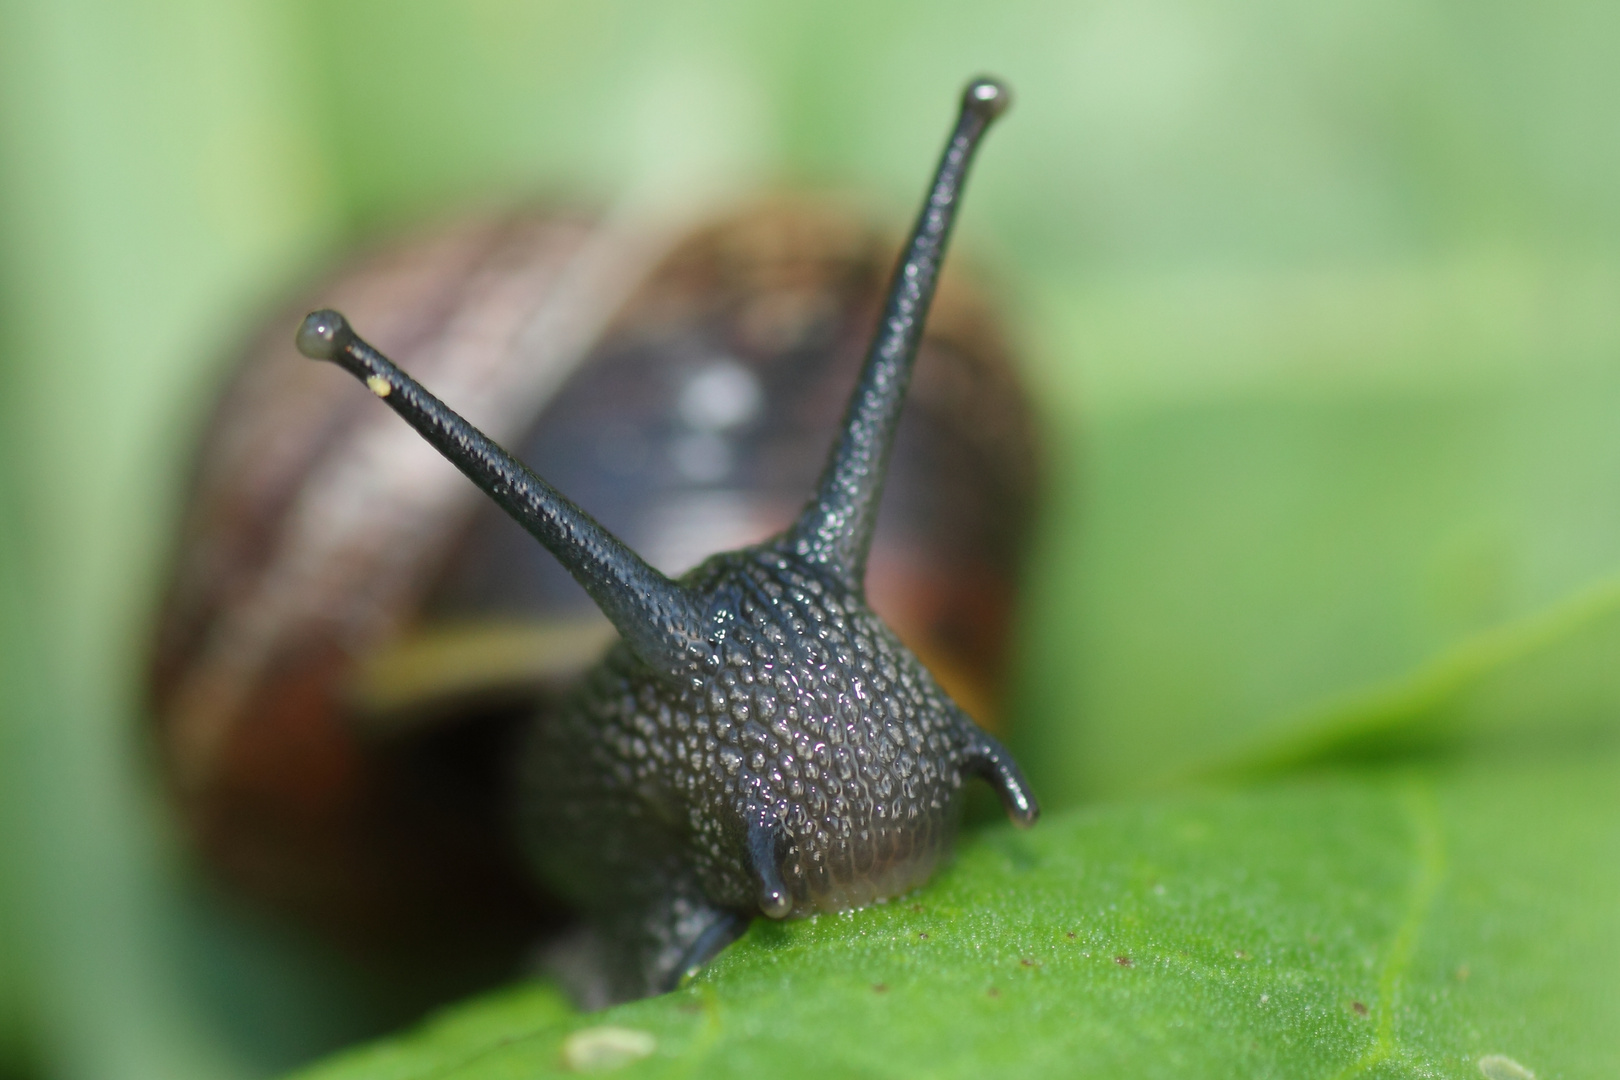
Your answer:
151;77;1037;1004
299;77;1036;1000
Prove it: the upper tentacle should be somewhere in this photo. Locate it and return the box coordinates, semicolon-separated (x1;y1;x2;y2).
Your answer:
296;309;711;678
787;77;1011;590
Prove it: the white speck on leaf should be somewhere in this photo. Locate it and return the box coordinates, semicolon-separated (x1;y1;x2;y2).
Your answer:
1478;1054;1534;1080
562;1026;657;1072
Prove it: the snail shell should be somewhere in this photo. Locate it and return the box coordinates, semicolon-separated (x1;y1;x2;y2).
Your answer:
146;198;1040;975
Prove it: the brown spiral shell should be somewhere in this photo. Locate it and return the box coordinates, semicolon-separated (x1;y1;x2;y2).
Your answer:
146;198;1040;976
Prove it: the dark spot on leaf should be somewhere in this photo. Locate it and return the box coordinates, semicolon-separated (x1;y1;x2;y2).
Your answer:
873;983;888;994
1020;958;1037;967
1456;965;1471;981
1066;932;1076;939
1234;950;1250;960
987;987;1000;998
677;1001;703;1015
910;903;924;914
918;932;929;940
1115;955;1132;967
1352;1001;1368;1016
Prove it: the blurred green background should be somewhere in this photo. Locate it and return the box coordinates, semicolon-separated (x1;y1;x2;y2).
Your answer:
1;1;1618;1078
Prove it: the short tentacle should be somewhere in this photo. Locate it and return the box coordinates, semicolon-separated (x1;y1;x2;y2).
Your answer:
666;911;748;992
746;815;792;919
788;77;1011;590
296;309;710;677
961;730;1040;828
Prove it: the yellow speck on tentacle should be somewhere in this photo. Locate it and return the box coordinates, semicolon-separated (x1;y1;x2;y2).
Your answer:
366;374;392;398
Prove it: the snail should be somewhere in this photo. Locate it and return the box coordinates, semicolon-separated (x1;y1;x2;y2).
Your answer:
148;76;1039;1005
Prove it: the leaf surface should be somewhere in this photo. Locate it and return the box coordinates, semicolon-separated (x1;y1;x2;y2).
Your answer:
1016;364;1620;803
293;757;1617;1080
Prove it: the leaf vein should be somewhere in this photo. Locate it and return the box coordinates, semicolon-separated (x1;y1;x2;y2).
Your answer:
1323;780;1446;1080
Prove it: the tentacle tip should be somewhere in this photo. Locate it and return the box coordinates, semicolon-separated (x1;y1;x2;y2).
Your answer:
296;309;351;361
747;817;793;919
961;76;1012;120
758;887;792;920
1007;796;1040;830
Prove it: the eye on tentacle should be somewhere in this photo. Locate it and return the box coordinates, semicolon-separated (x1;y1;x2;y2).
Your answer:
961;731;1040;828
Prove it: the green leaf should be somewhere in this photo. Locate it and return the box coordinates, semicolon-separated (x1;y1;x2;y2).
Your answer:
290;756;1617;1080
1213;571;1620;779
1015;358;1620;805
9;0;1620;1074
